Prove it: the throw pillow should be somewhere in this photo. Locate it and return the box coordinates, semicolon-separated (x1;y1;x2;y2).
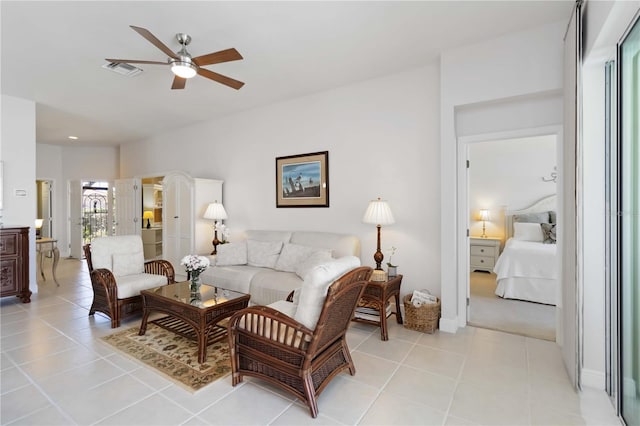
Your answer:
513;212;550;224
112;252;144;277
513;222;544;242
294;250;333;279
216;241;248;266
541;223;557;244
293;255;361;329
274;243;317;272
247;240;284;269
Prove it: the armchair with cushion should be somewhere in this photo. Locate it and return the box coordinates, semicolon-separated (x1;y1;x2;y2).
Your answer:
83;235;175;328
227;260;373;418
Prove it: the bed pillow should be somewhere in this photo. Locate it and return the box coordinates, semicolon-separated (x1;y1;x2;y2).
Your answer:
216;241;248;266
549;211;557;224
541;223;557;244
247;240;284;268
513;212;550;224
513;222;544;242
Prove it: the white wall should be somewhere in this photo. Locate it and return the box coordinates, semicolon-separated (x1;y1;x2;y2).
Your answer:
440;21;566;331
1;94;37;291
121;65;441;297
468;135;557;241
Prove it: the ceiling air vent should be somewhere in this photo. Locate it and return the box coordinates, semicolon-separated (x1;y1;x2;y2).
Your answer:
102;61;143;77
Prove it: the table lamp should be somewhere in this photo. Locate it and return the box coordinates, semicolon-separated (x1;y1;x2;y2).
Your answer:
35;218;44;237
479;209;490;238
203;201;228;255
143;211;154;229
362;198;395;281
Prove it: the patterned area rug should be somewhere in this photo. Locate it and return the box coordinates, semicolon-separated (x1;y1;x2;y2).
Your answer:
101;322;231;392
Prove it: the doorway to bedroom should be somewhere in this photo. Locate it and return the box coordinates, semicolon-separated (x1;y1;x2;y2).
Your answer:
466;134;557;341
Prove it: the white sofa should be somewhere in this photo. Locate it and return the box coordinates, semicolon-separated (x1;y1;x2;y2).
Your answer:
200;230;361;306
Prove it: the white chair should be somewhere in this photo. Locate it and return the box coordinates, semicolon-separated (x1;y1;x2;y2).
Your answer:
83;235;175;328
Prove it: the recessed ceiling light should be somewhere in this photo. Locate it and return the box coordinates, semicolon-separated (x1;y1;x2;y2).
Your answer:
68;136;79;140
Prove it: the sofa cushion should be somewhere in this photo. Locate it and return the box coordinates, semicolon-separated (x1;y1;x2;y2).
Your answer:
290;231;361;258
112;252;145;277
91;235;144;271
208;265;265;295
249;270;303;306
247;240;283;269
245;230;292;243
294;256;361;329
216;241;248;266
116;273;167;299
275;243;320;273
294;250;333;279
268;300;298;318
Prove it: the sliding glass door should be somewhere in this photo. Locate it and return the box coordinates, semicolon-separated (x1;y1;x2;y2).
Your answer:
618;16;639;426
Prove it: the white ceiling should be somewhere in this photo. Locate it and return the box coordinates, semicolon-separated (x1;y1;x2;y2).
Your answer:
1;1;574;147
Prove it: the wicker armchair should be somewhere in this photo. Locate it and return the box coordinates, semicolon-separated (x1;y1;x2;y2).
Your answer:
83;235;175;328
227;266;372;418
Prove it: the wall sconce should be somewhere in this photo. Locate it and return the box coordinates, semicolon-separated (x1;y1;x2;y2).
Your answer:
203;201;228;255
362;197;395;274
143;211;154;229
478;209;490;238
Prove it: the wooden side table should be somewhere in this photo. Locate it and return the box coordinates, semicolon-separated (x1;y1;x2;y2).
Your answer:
352;274;403;341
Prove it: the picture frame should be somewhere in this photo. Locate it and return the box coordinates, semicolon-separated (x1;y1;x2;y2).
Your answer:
276;151;329;207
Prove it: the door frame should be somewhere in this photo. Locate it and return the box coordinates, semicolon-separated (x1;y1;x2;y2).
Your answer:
456;125;563;332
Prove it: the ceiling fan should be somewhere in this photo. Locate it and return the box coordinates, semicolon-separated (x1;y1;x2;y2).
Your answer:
106;25;244;90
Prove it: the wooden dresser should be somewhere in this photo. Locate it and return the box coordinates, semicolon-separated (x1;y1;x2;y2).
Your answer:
0;227;31;303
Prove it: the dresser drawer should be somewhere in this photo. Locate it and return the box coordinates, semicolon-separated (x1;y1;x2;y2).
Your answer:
0;234;18;256
470;245;497;257
471;255;495;269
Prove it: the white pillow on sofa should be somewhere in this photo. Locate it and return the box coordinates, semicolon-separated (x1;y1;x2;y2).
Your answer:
112;252;144;277
247;240;284;268
275;243;331;273
513;222;544;242
216;241;248;266
293;256;361;329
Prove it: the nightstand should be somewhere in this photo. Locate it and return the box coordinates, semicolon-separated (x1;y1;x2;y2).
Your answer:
470;238;500;272
352;274;403;341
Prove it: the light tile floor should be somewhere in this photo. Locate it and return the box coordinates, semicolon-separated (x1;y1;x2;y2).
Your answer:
1;258;622;425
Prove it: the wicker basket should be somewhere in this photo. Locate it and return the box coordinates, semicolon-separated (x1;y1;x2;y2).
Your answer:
403;294;440;334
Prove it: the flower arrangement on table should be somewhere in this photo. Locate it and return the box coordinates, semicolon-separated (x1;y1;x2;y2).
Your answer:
214;222;230;244
386;246;398;268
181;254;210;292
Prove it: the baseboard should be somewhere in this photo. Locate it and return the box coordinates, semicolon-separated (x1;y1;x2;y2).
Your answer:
439;317;458;333
581;368;605;390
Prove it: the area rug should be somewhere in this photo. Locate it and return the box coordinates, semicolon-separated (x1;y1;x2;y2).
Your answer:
101;322;231;392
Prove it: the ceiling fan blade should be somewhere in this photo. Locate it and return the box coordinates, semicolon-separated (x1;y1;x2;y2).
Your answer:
106;58;169;65
130;25;178;60
197;68;245;90
171;76;187;90
192;48;243;67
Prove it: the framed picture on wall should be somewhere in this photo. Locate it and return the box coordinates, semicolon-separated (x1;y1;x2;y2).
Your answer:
276;151;329;207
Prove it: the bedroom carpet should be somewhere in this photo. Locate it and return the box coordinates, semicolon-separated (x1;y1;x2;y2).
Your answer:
469;272;556;341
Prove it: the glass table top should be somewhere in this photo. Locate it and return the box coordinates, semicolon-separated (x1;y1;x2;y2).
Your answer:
145;281;248;309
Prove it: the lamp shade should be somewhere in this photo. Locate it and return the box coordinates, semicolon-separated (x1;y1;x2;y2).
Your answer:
479;209;490;221
203;201;228;220
35;219;44;229
362;198;395;225
142;211;154;220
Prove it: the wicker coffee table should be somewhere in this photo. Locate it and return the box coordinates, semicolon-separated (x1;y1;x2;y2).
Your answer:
139;281;250;363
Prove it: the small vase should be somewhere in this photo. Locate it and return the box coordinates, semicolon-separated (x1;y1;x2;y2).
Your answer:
190;272;201;293
388;266;397;278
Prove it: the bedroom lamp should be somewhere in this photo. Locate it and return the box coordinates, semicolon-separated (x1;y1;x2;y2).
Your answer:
203;201;228;255
143;211;154;229
479;209;490;238
362;198;395;276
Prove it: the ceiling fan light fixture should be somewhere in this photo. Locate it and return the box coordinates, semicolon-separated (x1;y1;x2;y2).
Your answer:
171;61;197;79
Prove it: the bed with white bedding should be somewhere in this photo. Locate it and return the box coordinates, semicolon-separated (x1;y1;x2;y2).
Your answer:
493;195;558;305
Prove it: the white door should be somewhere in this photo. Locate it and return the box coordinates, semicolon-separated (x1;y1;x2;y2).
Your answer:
68;180;83;258
114;178;141;236
163;172;194;277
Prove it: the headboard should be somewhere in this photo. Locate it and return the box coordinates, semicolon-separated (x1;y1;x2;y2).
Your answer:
504;194;557;239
